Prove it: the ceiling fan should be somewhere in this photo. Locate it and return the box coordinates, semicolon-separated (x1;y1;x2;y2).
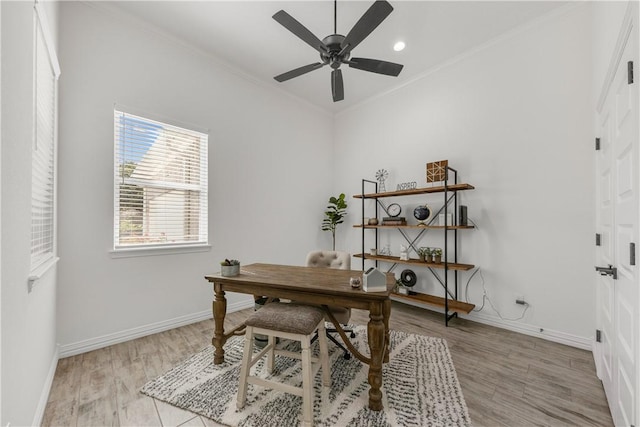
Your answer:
272;0;404;102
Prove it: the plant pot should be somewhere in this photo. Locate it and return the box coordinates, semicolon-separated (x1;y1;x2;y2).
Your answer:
419;254;426;262
221;264;240;277
433;255;441;264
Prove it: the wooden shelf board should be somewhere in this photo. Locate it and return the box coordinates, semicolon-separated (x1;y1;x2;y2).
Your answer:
391;292;475;314
354;183;475;199
354;224;474;230
353;253;474;271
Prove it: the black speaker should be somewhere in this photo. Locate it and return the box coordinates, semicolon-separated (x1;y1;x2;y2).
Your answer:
459;205;468;226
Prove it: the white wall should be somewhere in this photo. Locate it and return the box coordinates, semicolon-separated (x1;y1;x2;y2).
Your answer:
57;3;334;352
593;1;630;99
334;4;595;345
0;2;3;423
1;1;60;426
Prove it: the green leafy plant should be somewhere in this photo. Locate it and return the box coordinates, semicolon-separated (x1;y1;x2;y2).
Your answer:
417;247;432;262
417;247;430;257
220;259;240;266
321;193;348;250
432;248;442;257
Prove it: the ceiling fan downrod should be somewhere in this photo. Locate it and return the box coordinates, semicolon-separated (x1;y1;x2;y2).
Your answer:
334;0;337;34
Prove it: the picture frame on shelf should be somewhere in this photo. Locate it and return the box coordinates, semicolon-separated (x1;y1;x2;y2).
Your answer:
426;160;448;183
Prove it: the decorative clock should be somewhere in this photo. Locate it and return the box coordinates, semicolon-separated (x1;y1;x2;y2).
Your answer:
387;203;401;217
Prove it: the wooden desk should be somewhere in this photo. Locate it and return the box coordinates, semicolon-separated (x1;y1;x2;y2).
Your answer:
204;263;394;411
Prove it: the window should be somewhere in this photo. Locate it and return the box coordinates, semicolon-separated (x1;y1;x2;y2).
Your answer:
31;2;60;277
114;109;208;251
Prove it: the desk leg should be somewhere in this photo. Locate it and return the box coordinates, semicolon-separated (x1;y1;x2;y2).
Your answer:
367;302;385;411
212;283;227;365
383;298;391;364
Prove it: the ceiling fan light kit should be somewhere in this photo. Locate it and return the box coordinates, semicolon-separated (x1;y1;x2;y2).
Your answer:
273;0;404;102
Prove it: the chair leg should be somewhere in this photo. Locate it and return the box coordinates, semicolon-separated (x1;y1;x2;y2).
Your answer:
300;335;313;427
266;334;275;374
315;326;355;345
237;326;254;409
317;322;331;387
326;333;351;360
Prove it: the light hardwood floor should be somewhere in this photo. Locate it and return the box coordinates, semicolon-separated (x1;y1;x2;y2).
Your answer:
43;302;613;426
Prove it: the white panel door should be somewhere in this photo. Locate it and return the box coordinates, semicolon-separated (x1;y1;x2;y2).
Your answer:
596;100;615;402
596;16;639;427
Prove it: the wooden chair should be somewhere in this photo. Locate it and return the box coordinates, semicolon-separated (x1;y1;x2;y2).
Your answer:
305;250;356;359
237;302;330;427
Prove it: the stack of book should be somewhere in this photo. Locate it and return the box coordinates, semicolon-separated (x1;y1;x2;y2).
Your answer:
382;217;407;226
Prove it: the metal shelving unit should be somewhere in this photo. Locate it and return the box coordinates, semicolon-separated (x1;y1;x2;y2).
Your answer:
354;167;475;325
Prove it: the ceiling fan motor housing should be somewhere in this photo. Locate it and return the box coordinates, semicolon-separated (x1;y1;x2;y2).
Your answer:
321;34;349;69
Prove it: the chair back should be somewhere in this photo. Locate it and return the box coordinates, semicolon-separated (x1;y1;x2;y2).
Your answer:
306;250;351;270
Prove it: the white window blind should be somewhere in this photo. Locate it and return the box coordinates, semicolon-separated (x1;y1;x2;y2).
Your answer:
114;110;208;250
31;3;60;272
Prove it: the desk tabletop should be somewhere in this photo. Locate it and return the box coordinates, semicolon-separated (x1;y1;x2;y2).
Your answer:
205;263;395;301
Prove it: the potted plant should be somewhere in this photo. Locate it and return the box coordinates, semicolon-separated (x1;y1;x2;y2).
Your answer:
432;248;442;263
417;247;429;262
220;259;240;277
395;278;408;295
321;193;348;250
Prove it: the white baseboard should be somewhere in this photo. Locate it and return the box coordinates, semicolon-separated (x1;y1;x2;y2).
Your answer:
460;310;592;350
393;296;592;350
32;344;60;427
57;295;593;357
59;299;254;358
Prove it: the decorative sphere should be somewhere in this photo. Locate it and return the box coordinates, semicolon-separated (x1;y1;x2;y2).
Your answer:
413;204;432;222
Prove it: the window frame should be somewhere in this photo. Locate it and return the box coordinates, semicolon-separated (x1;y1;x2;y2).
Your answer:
111;106;210;258
29;1;61;288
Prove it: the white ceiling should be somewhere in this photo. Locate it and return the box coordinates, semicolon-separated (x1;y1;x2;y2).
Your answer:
105;1;568;113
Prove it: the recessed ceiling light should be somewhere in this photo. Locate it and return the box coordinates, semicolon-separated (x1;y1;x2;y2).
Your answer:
393;41;406;52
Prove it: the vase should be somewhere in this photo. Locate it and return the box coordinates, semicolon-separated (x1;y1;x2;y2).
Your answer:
221;264;240;277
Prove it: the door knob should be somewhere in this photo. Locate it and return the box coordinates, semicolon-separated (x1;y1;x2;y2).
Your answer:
595;265;618;279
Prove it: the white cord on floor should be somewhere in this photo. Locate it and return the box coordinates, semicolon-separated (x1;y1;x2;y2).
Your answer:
465;266;530;321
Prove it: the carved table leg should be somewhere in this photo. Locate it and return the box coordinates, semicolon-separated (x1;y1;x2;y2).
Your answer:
383;298;391;363
367;302;385;411
212;283;227;365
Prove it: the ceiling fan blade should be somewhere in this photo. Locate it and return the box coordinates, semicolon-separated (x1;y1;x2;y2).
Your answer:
273;10;327;54
349;58;403;76
274;63;325;82
341;1;393;55
332;69;344;102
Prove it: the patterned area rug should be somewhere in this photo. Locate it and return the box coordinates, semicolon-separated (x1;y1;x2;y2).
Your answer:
141;326;471;426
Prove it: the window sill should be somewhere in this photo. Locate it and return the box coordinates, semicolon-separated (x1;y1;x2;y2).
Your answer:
110;244;212;259
28;256;60;293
